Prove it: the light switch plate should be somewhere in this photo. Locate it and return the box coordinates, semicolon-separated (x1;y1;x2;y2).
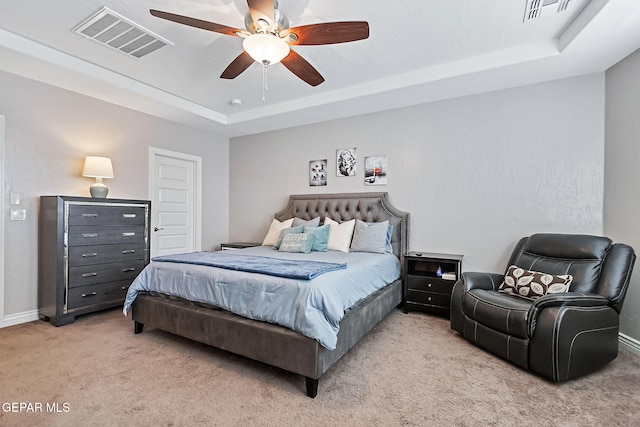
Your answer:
10;193;22;205
10;208;26;221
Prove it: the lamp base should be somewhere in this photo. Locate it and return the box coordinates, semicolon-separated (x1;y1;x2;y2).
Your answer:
89;182;109;198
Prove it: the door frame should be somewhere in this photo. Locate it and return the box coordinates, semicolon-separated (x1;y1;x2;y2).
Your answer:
148;147;202;257
0;116;5;327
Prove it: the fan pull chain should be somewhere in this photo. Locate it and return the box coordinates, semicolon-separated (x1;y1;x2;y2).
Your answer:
262;62;269;103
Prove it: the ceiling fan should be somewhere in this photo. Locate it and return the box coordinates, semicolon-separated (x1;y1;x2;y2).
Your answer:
150;0;370;87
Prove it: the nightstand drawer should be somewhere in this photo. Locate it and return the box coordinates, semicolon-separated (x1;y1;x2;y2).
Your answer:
67;280;132;310
68;261;145;288
407;276;453;294
68;205;146;226
406;290;451;308
68;225;145;246
68;243;146;267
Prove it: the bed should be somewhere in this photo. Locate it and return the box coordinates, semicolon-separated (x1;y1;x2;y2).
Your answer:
126;192;409;397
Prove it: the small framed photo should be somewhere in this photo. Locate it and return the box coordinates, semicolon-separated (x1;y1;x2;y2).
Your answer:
336;148;357;177
309;159;327;186
364;155;387;186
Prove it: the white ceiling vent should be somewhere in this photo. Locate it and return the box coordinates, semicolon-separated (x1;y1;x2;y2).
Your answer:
524;0;573;21
72;7;173;58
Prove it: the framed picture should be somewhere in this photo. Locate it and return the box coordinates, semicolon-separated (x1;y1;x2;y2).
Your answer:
336;148;357;177
309;159;327;186
364;155;387;186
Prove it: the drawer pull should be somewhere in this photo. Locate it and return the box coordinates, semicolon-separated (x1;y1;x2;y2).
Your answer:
122;232;136;237
82;233;98;238
122;268;136;272
427;296;432;301
121;286;128;290
122;213;137;218
82;213;98;218
82;253;98;258
82;272;98;277
427;283;432;288
122;250;136;254
81;292;97;297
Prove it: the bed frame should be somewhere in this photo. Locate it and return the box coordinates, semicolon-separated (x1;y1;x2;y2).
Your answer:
131;192;409;397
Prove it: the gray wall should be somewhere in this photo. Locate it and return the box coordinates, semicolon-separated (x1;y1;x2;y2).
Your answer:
229;74;605;275
605;48;640;340
1;70;229;317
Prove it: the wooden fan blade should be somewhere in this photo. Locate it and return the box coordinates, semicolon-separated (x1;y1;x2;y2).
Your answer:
247;0;275;29
281;22;369;45
150;9;242;37
281;50;325;87
220;51;255;79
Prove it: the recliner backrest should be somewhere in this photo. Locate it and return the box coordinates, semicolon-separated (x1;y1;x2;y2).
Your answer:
506;233;635;312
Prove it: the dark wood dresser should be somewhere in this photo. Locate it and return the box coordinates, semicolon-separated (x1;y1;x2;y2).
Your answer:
38;196;150;326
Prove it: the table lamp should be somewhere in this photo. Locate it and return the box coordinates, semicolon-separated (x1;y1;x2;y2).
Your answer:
82;156;114;198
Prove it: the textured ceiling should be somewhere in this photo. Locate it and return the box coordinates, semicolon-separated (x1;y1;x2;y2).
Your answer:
1;0;640;137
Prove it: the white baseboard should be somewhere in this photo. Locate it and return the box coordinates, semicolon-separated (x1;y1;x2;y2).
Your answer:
3;309;39;327
619;333;640;357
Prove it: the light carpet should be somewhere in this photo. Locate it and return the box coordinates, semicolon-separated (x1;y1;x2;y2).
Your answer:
1;308;639;426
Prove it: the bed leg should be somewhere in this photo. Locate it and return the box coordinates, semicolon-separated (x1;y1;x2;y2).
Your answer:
134;321;144;334
305;377;318;398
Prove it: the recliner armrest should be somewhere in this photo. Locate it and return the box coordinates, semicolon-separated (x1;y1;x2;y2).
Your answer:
528;292;610;337
450;272;502;333
459;272;504;291
531;292;609;310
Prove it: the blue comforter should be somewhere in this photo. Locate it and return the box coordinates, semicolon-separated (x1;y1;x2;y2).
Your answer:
151;252;346;280
123;246;400;350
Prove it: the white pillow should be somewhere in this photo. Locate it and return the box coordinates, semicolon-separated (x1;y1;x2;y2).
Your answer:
324;217;356;252
261;218;294;246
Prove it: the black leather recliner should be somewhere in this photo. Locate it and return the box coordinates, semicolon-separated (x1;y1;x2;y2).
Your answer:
450;233;635;381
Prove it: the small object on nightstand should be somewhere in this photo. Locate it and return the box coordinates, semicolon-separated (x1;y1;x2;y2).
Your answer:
403;252;463;318
441;272;457;281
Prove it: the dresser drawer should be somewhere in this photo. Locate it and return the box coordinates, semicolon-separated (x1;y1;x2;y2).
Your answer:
68;225;145;246
406;290;451;308
407;276;454;294
67;280;131;310
68;205;146;226
68;261;145;288
68;243;145;267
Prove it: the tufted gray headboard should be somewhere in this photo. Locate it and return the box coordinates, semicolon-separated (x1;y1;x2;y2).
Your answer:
274;192;409;259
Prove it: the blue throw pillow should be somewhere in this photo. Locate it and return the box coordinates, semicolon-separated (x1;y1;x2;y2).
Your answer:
292;216;321;227
279;233;316;254
304;224;330;252
350;220;390;254
273;225;304;250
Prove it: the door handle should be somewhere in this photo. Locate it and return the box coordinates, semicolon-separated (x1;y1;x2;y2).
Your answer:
153;227;165;232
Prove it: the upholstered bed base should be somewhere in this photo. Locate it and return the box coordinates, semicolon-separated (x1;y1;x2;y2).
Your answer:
131;192;409;397
132;278;401;397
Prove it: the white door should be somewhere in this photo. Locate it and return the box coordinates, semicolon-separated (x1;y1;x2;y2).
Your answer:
149;148;202;257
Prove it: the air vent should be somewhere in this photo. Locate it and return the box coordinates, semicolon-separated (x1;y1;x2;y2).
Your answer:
524;0;573;21
73;7;173;58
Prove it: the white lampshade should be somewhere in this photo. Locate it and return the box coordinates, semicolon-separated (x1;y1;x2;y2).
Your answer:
82;156;114;198
82;156;114;178
243;33;290;65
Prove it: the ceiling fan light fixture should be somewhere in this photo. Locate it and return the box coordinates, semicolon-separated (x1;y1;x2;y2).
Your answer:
243;33;290;65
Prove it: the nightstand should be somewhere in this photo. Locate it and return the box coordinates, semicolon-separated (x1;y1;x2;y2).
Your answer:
220;242;261;251
403;252;463;317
